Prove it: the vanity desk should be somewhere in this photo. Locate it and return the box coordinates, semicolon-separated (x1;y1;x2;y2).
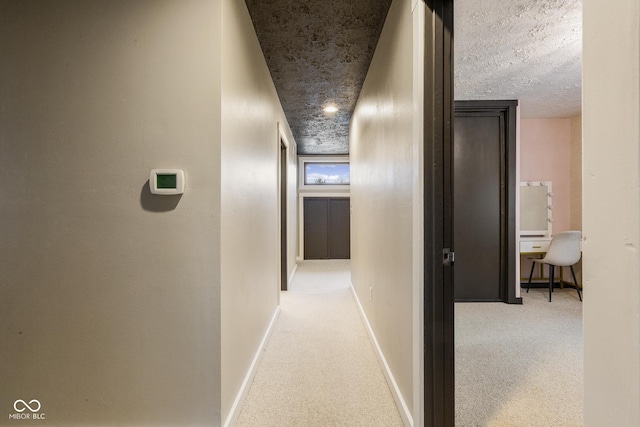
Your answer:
520;237;552;254
519;182;555;285
519;181;581;288
520;236;553;284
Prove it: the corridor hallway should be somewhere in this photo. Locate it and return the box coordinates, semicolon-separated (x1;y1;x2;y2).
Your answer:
236;260;404;426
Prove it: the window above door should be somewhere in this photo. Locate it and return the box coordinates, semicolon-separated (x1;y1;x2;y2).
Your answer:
298;156;350;192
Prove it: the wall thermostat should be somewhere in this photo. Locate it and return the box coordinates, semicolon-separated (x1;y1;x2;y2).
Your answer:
150;169;185;195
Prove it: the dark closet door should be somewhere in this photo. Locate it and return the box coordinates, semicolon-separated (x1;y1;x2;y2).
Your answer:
454;114;502;301
328;198;350;259
304;198;329;259
304;197;350;259
453;101;519;303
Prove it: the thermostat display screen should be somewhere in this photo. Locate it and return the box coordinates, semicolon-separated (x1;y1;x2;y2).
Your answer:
150;169;185;195
157;174;177;189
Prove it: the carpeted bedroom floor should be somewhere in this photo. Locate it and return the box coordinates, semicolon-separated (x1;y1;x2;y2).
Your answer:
455;287;583;426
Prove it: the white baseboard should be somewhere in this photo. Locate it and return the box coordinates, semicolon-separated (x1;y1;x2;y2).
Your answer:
223;306;281;427
288;263;298;289
350;283;414;427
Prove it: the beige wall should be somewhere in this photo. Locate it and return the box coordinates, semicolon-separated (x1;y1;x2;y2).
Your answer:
0;1;222;424
583;0;640;425
220;0;296;423
350;0;416;421
0;1;296;424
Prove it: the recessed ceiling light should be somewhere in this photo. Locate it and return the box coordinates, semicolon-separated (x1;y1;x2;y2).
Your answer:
323;104;339;113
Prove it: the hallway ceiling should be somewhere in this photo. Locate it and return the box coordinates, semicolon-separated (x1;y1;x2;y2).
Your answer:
245;0;582;156
245;0;391;155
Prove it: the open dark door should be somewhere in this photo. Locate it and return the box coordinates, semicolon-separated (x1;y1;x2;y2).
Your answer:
423;0;454;425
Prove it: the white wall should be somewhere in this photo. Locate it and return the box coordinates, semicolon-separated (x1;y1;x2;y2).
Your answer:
350;0;418;423
220;0;296;423
0;0;222;424
583;0;640;425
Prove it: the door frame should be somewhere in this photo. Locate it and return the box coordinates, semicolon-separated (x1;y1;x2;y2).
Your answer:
280;137;288;290
453;100;520;304
278;122;291;292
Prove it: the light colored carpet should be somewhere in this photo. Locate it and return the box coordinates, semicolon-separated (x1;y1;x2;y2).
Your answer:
455;287;584;427
236;260;404;427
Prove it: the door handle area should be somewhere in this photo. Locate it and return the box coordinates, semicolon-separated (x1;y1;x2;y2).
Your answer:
443;248;455;266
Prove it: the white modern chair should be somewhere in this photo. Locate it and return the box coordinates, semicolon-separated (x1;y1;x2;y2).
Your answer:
526;231;583;302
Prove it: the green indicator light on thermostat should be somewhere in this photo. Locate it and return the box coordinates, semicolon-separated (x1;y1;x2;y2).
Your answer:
157;174;177;189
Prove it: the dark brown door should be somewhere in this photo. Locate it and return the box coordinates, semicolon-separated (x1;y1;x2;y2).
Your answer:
304;198;329;259
454;114;502;301
303;197;350;259
423;1;454;424
453;101;519;303
328;198;350;259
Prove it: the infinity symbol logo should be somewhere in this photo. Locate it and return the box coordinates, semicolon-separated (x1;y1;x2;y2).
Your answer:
13;399;41;413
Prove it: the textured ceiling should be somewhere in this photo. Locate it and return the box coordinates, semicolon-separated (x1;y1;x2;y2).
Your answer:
245;0;391;155
455;0;582;118
246;0;582;155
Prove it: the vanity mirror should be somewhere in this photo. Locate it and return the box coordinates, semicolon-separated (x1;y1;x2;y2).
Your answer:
520;181;553;237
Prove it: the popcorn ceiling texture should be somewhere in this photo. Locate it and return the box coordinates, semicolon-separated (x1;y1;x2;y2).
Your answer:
455;0;582;118
245;0;391;155
246;0;582;155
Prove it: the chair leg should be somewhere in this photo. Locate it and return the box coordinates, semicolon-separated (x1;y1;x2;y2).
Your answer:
526;261;535;293
549;265;554;302
570;265;582;301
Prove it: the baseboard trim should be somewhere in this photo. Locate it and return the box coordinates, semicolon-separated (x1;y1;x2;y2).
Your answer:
350;283;414;427
288;263;298;289
223;306;281;427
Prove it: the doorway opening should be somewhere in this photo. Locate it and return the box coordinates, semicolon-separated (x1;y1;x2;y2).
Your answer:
451;2;584;425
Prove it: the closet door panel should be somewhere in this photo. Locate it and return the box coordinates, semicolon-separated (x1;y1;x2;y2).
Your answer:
304;198;329;259
329;198;350;259
303;197;350;260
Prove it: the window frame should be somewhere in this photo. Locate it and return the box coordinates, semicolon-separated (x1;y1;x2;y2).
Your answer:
298;156;350;192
